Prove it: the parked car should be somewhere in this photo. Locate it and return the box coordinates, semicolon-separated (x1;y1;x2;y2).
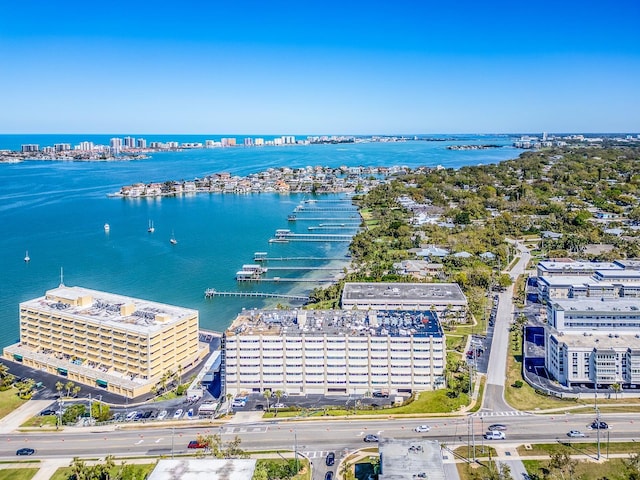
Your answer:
488;424;507;431
157;410;168;421
173;409;183;419
372;391;389;398
326;452;335;466
143;410;153;419
274;403;286;409
188;440;208;449
40;409;57;416
231;400;246;408
484;431;506;440
414;425;431;433
325;472;334;480
567;430;586;437
363;434;379;442
591;421;609;430
125;411;138;421
16;448;35;456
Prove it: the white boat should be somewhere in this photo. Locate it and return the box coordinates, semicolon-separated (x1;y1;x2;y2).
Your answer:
170;231;178;245
104;223;110;232
24;251;30;263
148;220;155;233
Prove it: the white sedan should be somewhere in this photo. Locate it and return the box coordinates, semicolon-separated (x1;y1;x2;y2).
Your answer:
414;425;431;433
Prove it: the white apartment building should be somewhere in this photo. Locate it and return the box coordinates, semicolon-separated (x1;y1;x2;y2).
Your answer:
536;260;620;278
223;309;446;396
545;298;640;387
341;282;467;322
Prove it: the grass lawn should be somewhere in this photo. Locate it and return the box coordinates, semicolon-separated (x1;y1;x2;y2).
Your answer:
446;334;467;354
523;458;629;480
0;387;27;420
504;331;580;411
50;463;155;480
453;445;497;460
21;415;58;428
517;440;640;457
254;459;310;480
0;469;39;480
263;389;471;418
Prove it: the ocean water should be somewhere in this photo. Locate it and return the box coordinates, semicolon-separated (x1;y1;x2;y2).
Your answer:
0;135;521;349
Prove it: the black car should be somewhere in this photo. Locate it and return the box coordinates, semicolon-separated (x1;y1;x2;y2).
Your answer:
143;410;153;419
591;421;609;430
326;452;335;466
372;391;389;398
39;409;57;416
325;472;334;480
16;448;35;456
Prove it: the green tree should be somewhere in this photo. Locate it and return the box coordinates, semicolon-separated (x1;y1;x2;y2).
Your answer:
56;381;64;398
263;389;272;411
65;381;75;397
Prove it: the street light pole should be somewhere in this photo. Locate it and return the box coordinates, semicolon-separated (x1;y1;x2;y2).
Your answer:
594;347;601;461
294;429;299;473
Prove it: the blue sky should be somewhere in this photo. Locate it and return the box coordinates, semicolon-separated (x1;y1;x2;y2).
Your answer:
1;0;639;134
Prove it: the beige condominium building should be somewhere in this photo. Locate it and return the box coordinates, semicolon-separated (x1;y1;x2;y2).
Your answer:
223;309;446;397
3;285;205;398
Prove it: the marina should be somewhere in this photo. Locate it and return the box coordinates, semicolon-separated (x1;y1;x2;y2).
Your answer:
253;253;349;262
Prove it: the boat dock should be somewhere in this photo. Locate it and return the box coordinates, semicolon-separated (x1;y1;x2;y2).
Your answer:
204;289;309;301
273;229;354;242
288;216;360;221
307;225;360;231
266;266;345;271
254;253;349;262
294;206;358;212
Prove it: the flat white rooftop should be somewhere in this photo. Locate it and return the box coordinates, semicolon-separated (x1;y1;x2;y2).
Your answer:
379;439;445;480
549;330;640;350
342;282;466;304
148;459;256;480
538;260;620;273
21;285;197;334
552;298;640;313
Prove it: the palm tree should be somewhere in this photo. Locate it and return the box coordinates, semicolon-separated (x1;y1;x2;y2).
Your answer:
177;364;184;385
274;389;284;406
263;389;272;411
65;381;74;397
55;381;64;398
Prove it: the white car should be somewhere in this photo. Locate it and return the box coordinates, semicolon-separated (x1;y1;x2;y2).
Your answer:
231;400;246;408
125;411;137;422
414;425;431;433
157;410;168;421
567;430;586;438
173;409;183;419
273;403;286;409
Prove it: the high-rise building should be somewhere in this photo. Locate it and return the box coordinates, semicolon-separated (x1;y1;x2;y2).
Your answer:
136;138;147;149
21;144;39;153
124;136;135;148
223;309;445;396
3;286;204;398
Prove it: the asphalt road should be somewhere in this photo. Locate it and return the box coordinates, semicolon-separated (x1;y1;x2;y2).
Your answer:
482;241;531;413
0;412;635;460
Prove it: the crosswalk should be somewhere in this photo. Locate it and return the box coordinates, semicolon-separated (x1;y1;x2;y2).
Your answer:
302;450;332;459
471;410;532;417
222;425;269;434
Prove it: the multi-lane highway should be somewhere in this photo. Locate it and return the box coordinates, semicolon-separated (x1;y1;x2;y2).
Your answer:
1;412;636;460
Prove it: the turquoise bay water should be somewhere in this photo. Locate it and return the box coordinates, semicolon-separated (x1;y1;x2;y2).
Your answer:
0;135;521;349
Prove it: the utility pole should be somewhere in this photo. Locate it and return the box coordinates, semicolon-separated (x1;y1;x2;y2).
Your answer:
294;429;299;473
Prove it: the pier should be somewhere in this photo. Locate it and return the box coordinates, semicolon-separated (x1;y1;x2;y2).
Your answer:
294;206;358;212
205;289;309;301
288;216;360;221
273;229;354;242
266;266;345;271
308;225;360;231
254;253;350;262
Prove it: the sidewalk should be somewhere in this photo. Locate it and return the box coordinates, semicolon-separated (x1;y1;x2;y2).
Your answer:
0;400;52;434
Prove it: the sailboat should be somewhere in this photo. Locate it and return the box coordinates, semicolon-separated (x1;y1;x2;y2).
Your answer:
170;231;178;245
24;250;30;263
104;223;110;232
148;220;155;233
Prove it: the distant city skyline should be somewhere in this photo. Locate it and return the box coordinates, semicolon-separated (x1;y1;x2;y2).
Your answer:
1;0;639;134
